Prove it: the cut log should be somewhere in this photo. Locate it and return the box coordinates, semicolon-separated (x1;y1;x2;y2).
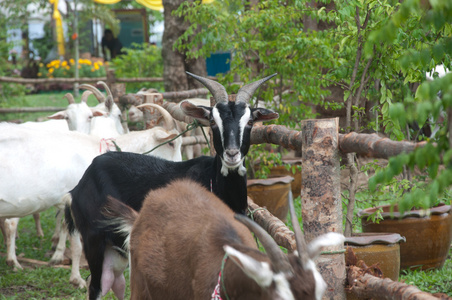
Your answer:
347;266;449;299
247;197;296;251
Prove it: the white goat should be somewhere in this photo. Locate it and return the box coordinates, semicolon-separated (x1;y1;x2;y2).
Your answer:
133;97;211;159
0;103;181;274
20;91;106;134
15;84;125;247
80;81;127;138
15;91;104;238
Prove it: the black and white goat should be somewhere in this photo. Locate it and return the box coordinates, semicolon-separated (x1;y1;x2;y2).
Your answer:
65;72;279;299
103;179;344;300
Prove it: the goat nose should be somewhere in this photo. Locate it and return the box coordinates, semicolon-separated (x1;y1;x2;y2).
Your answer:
225;149;240;159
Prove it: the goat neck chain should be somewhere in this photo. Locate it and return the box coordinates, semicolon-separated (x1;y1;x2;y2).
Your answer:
211;253;230;300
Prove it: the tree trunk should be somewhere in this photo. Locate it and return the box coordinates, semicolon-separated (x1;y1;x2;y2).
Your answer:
301;118;346;300
162;0;206;92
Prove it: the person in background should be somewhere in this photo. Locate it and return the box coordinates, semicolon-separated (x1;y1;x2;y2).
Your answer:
101;29;123;61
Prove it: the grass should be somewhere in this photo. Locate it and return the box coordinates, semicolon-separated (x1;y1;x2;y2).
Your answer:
399;250;452;295
0;91;102;123
0;208;130;300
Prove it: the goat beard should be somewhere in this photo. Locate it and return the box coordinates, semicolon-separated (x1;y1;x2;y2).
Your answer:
220;158;246;177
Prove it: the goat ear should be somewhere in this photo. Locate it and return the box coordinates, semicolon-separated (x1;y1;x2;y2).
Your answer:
180;101;211;126
47;111;67;120
91;109;107;117
251;108;279;123
224;245;273;288
307;232;345;260
154;131;178;143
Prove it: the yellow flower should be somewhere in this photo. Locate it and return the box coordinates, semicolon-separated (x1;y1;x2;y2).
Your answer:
97;61;103;66
66;66;70;70
37;72;42;77
39;63;44;67
48;68;54;74
94;63;99;70
70;58;75;65
62;61;68;67
46;63;51;68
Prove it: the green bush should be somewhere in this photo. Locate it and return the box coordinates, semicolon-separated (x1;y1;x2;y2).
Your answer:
111;43;164;92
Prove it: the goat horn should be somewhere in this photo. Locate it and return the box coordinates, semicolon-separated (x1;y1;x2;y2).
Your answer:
137;103;175;131
186;72;228;104
79;84;105;103
287;191;310;267
236;74;277;104
63;93;75;104
97;81;114;100
105;95;114;112
234;214;294;276
80;91;93;103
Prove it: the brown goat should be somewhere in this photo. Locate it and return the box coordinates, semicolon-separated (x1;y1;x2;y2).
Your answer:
103;179;344;300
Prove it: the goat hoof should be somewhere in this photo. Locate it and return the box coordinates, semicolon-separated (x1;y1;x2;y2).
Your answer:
7;259;23;271
70;277;87;289
49;252;64;265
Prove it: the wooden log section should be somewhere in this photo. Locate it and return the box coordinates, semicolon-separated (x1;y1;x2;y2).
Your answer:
0;107;63;113
250;125;426;159
347;266;448;299
181;135;209;146
0;76;107;84
118;89;209;109
247;197;296;251
338;131;427;158
301;118;346;300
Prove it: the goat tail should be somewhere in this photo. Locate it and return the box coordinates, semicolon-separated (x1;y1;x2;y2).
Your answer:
102;196;138;251
63;193;76;235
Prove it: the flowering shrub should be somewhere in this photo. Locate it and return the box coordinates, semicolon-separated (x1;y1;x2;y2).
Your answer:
38;59;106;78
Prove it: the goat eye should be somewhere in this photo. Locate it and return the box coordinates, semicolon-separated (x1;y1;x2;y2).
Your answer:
247;119;253;126
210;119;216;126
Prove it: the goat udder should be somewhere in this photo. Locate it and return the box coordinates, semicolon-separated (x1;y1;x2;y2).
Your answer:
101;247;128;299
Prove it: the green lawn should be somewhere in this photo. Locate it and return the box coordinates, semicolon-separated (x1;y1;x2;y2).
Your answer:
0;91;103;123
0;208;129;299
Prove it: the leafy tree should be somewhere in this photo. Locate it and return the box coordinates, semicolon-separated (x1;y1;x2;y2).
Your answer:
174;0;452;233
366;0;452;213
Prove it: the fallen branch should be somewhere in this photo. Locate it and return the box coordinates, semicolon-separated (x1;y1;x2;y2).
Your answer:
347;266;448;299
345;248;450;300
0;253;70;269
247;197;296;251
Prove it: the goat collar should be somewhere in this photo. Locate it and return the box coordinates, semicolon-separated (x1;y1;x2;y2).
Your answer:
211;253;230;300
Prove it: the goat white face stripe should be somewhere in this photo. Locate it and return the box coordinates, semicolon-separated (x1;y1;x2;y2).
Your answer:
212;107;224;148
239;107;251;148
273;273;295;300
306;260;327;300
